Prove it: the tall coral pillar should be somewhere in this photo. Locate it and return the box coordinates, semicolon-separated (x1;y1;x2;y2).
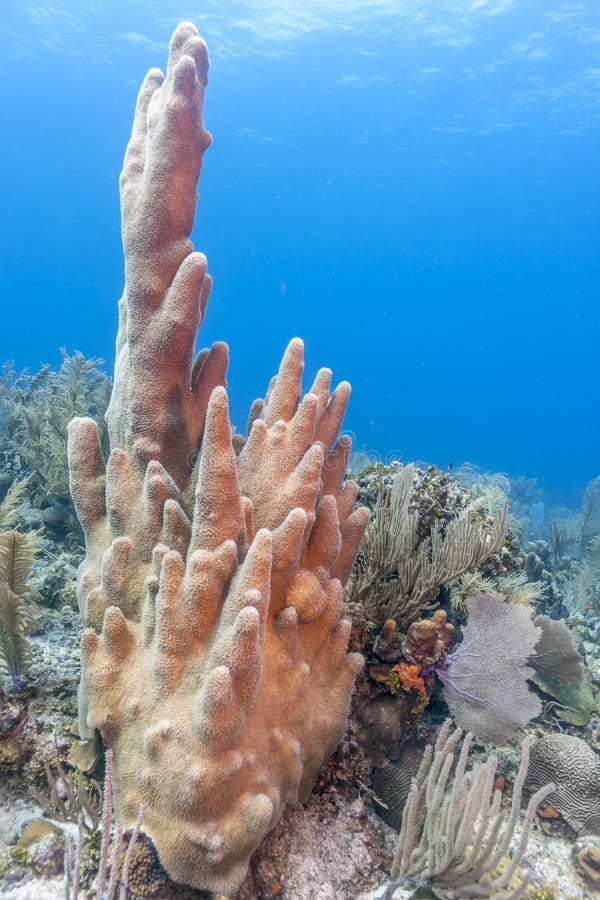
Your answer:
68;22;369;894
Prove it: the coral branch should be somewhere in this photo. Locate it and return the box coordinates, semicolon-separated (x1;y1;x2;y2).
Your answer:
388;722;554;899
68;22;368;894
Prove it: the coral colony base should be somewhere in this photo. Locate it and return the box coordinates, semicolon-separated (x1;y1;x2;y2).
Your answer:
67;22;370;894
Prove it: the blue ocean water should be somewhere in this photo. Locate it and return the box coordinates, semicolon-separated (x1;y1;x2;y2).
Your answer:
0;1;598;501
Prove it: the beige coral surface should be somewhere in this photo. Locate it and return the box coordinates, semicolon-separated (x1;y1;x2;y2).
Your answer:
67;21;369;895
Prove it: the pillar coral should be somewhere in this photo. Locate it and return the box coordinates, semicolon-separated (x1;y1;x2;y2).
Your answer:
67;22;370;895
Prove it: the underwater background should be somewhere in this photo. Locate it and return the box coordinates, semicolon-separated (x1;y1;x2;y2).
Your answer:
1;0;599;498
1;7;600;900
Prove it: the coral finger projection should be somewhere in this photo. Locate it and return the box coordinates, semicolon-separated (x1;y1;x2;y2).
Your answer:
67;22;370;894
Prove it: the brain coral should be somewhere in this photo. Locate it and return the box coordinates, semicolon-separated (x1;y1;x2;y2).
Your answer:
526;733;600;835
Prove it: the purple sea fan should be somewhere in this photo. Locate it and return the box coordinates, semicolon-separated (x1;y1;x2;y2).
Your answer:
436;592;542;744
